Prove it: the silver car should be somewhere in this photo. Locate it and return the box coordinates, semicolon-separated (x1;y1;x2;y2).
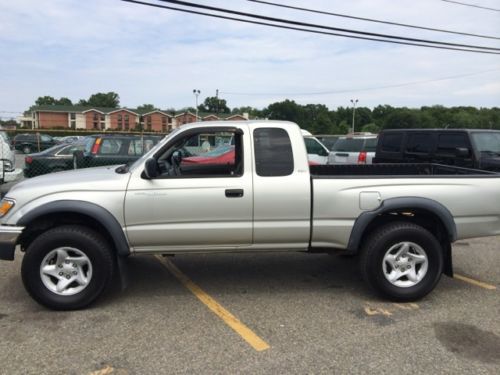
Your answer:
328;133;377;165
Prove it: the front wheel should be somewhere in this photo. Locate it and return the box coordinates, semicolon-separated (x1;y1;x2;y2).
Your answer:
360;222;444;301
21;225;114;310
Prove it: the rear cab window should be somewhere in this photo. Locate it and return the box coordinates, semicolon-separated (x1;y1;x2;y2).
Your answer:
253;128;294;176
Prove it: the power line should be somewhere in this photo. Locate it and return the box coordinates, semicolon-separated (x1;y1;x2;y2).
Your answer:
120;0;500;54
248;0;500;40
152;0;500;52
220;69;500;96
440;0;500;12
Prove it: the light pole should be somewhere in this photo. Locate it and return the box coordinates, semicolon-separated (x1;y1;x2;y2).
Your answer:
193;89;200;122
350;99;358;134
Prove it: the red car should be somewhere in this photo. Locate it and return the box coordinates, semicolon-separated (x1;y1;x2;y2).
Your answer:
182;145;235;165
181;145;319;166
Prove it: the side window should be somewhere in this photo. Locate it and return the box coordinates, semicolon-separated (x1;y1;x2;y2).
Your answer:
58;145;84;156
364;138;377;152
41;135;52;142
436;134;469;156
100;139;123;155
380;133;403;153
157;130;242;178
406;134;432;154
304;137;322;155
254;128;294;177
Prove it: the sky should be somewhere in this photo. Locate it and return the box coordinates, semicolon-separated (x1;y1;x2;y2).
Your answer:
0;0;499;119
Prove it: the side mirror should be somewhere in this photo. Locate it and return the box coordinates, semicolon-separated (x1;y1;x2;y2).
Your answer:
143;158;159;179
455;147;470;158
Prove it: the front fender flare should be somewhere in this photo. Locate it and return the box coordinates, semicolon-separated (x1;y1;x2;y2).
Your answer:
17;200;130;256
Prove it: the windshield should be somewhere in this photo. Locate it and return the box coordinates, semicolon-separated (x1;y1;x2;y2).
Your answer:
471;132;500;153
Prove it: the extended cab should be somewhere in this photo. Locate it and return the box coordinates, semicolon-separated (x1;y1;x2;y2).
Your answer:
1;121;500;310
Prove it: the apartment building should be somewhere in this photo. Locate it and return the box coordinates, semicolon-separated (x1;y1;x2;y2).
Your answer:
28;105;249;131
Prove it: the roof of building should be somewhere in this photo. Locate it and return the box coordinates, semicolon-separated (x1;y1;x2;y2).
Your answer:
31;105;248;119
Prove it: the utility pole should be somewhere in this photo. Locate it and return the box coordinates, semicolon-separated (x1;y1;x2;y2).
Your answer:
350;99;358;133
193;89;200;122
216;89;219;115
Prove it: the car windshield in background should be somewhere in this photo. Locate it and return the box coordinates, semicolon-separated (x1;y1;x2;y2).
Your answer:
471;132;500;153
332;138;365;152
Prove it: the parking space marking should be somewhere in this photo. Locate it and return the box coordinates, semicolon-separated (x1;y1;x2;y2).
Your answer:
155;255;270;352
454;273;497;290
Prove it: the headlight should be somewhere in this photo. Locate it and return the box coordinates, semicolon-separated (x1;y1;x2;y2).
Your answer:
0;199;15;218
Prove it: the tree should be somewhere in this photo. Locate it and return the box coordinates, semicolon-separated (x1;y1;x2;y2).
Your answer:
361;123;380;133
231;106;262;118
198;96;230;114
137;104;157;112
35;96;73;106
79;92;120;108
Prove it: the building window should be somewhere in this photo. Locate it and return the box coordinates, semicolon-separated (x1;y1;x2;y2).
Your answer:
125;114;130;130
71;121;76;129
93;113;98;121
147;116;152;131
93;122;98;129
70;113;76;120
100;114;105;121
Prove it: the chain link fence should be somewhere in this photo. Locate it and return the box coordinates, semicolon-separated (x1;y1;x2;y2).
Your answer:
7;130;167;181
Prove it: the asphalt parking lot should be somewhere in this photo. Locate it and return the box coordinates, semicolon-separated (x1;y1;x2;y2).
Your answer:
0;236;499;374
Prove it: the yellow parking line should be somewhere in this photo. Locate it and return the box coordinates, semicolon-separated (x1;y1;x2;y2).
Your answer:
454;273;497;290
155;255;270;352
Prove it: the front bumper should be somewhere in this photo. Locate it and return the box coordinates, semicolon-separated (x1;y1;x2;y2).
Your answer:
0;225;24;260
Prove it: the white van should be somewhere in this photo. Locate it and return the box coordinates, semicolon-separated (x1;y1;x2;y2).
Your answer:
301;129;330;164
0;131;22;184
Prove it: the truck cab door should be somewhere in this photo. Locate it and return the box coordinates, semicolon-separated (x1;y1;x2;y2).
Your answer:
124;127;253;253
251;126;311;250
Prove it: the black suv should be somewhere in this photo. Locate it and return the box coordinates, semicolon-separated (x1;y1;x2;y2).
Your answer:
73;134;162;169
13;133;58;154
374;129;500;171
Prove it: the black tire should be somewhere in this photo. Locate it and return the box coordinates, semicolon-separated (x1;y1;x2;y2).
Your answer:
22;145;32;154
360;221;443;301
21;225;114;310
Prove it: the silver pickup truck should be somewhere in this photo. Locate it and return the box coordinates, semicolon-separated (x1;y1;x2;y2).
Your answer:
1;121;500;310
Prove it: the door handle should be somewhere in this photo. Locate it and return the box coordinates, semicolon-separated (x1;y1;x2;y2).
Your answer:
225;189;244;198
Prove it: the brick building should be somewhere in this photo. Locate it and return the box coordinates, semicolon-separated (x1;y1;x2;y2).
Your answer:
29;105;249;131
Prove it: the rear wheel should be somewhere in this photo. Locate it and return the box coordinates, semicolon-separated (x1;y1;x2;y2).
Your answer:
360;222;443;301
21;225;114;310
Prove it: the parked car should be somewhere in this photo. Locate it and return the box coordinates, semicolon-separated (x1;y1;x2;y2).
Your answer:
374;129;500;171
182;145;235;165
59;136;83;144
328;133;378;165
301;130;330;164
2;121;500;310
24;141;87;178
13;133;58;154
0;131;22;184
315;135;341;151
73;134;162;169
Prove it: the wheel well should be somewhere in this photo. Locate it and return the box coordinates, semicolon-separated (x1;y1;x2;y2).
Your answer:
18;212;117;254
358;208;453;276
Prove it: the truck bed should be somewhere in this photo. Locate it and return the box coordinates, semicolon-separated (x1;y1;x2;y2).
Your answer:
310;163;497;177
